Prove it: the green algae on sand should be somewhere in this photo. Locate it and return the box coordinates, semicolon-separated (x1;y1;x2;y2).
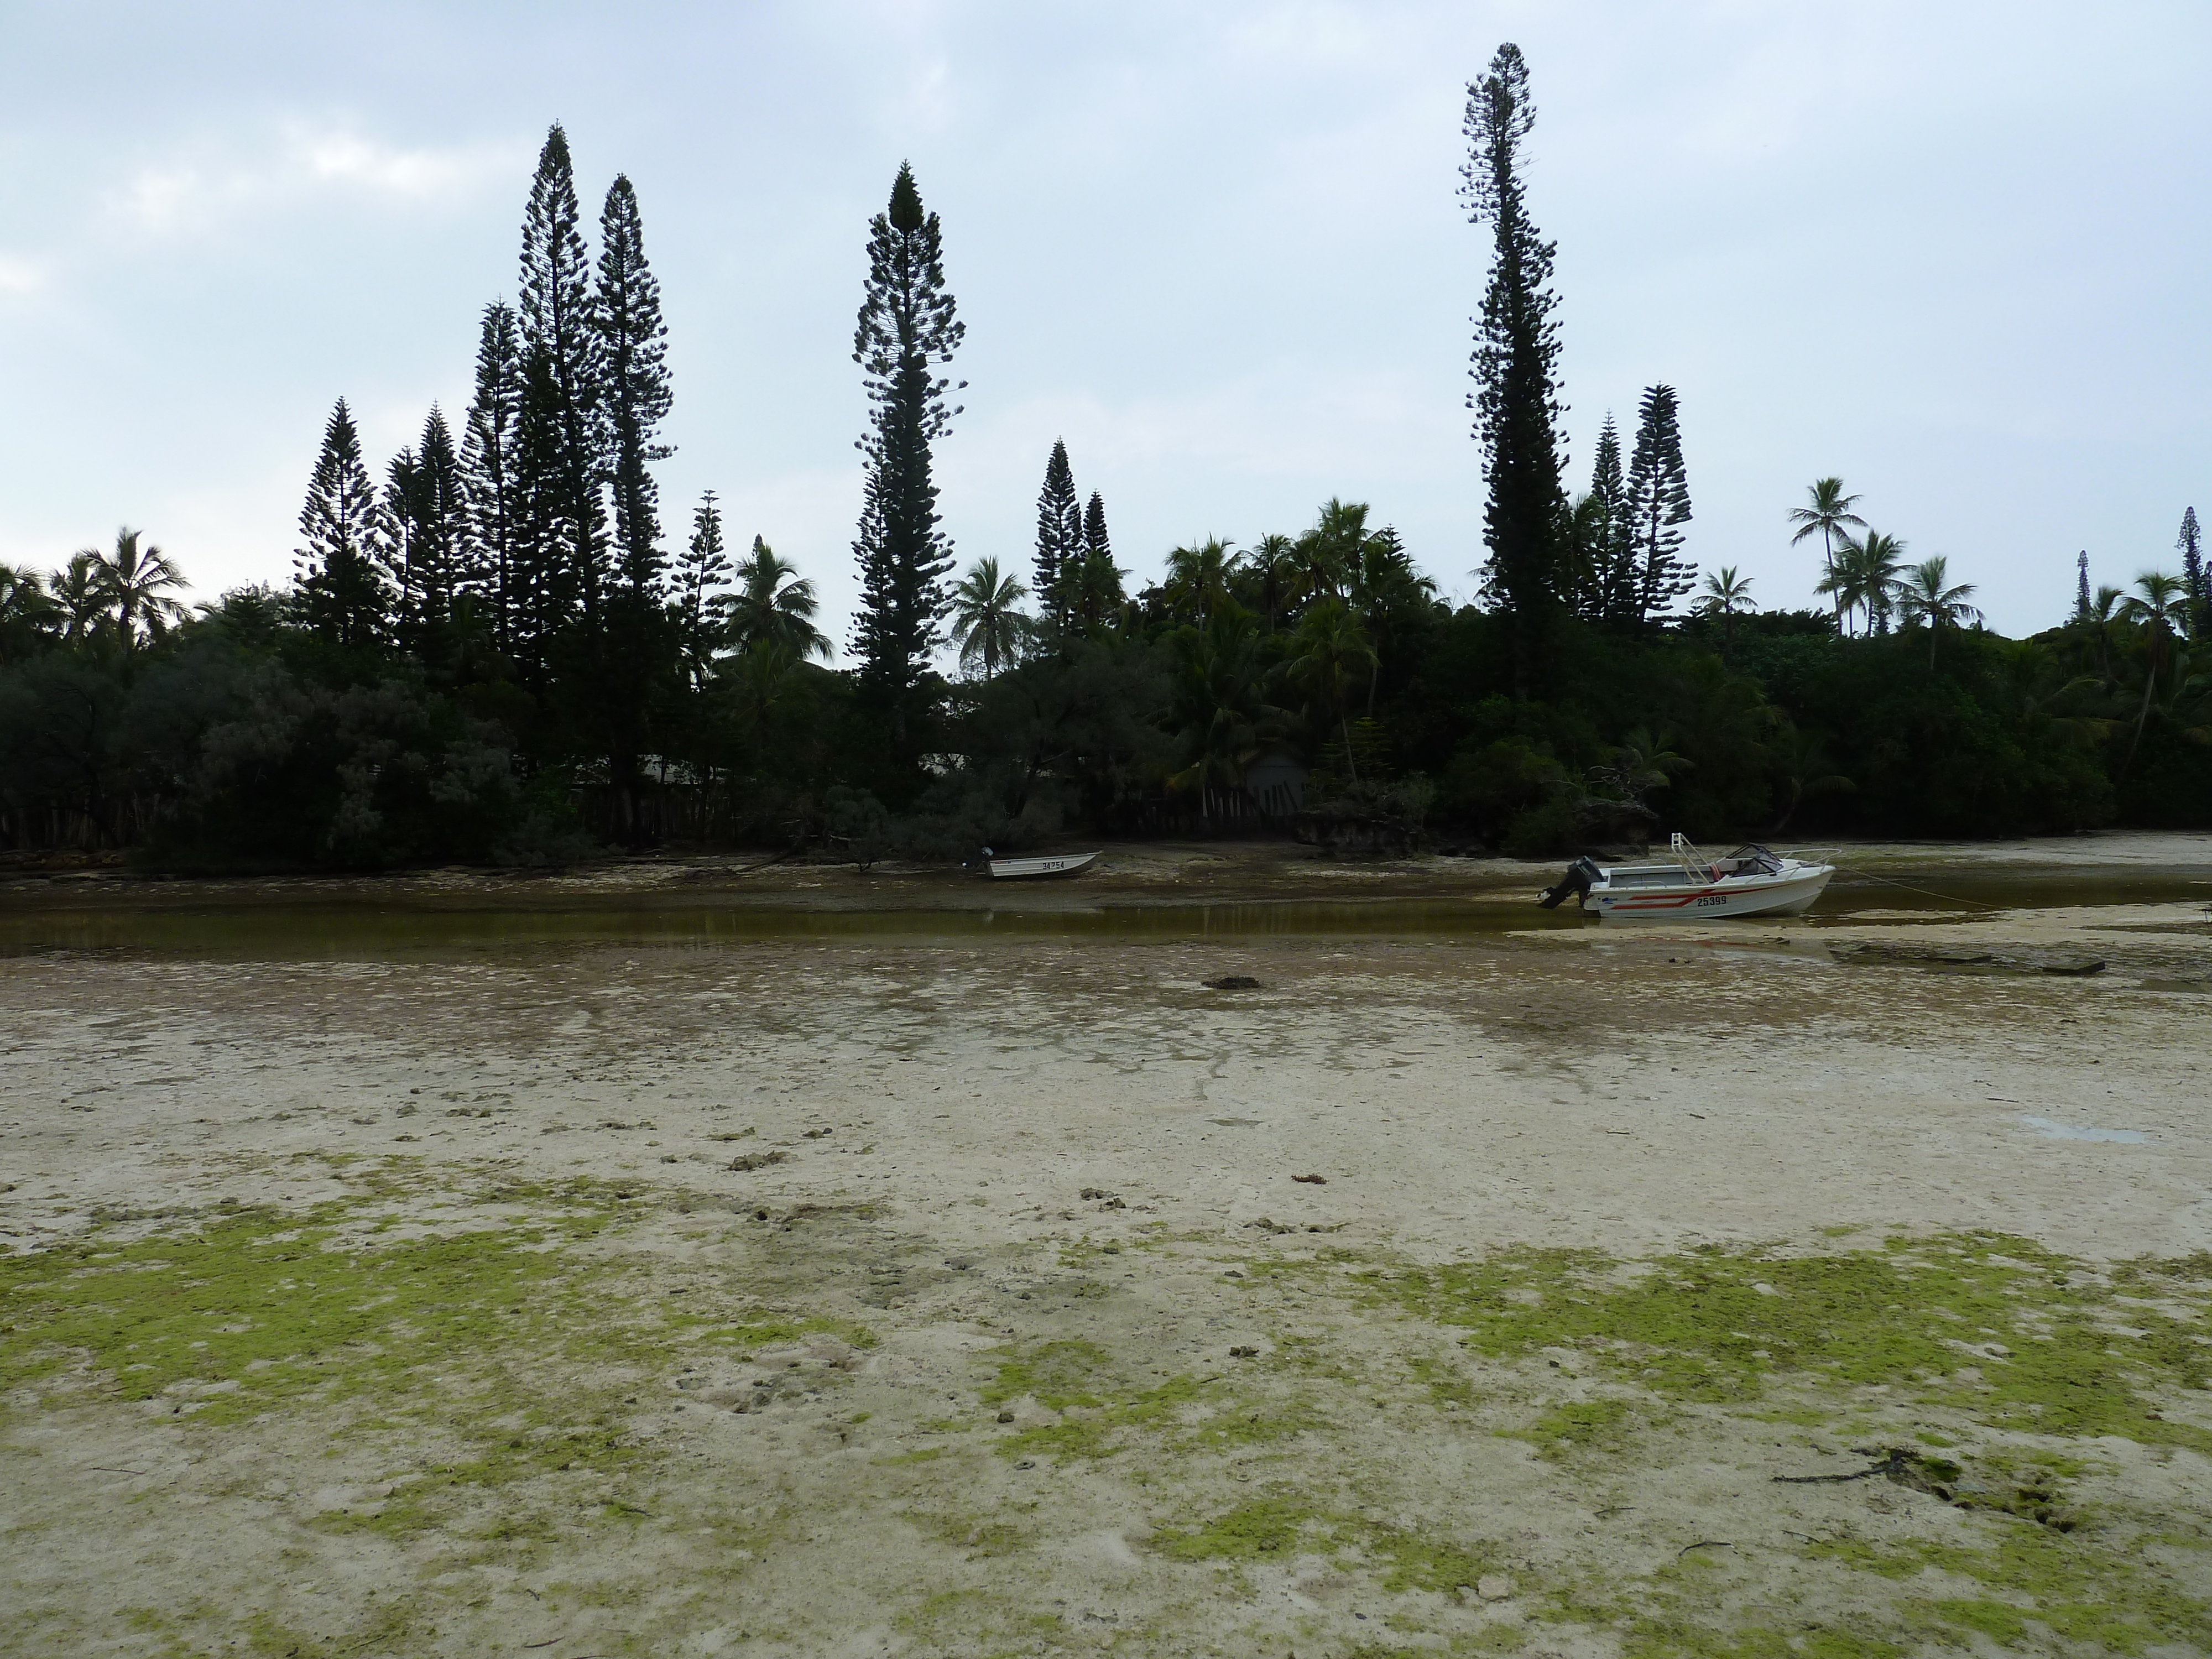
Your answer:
8;1176;2211;1658
0;1165;872;1552
1363;1231;2212;1449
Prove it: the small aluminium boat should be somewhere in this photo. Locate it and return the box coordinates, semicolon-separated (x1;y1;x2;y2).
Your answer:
1538;834;1834;920
985;851;1100;881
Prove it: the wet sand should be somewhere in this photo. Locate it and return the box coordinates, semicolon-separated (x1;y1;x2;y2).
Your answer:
3;836;2209;1656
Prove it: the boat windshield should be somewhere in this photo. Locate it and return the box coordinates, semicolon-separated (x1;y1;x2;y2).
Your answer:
1665;834;1788;882
1721;844;1785;878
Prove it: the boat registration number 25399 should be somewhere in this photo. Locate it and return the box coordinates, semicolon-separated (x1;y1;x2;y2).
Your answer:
1695;893;1728;906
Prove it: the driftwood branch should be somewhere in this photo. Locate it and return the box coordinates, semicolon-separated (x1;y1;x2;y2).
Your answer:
1772;1446;1916;1486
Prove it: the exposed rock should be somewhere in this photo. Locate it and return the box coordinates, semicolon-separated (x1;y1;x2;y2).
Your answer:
1830;943;1993;966
1830;941;2104;975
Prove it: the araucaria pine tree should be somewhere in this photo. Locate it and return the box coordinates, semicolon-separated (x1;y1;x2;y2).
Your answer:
1069;492;1124;635
1586;415;1635;623
596;174;672;596
1624;384;1693;623
460;301;525;649
849;161;966;755
384;406;464;657
2178;507;2205;639
294;398;393;649
2074;550;2092;621
384;442;421;629
591;172;676;837
672;492;730;690
1033;439;1082;633
518;123;606;630
510;343;572;688
1083;493;1112;572
419;408;464;612
1462;41;1568;693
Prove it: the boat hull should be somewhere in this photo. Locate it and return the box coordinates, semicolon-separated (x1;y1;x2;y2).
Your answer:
987;852;1099;881
1585;865;1833;919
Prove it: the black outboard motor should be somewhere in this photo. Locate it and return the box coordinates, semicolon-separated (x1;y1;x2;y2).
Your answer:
1537;856;1601;910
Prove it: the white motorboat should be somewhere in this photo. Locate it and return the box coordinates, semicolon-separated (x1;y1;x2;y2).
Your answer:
985;851;1100;881
1538;834;1834;920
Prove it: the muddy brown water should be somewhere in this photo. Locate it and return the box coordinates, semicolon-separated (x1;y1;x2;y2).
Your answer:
2;863;2206;958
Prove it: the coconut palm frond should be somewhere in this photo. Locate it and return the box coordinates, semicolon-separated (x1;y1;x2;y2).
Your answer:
1893;555;1982;671
949;556;1032;681
1787;478;1865;632
715;537;830;664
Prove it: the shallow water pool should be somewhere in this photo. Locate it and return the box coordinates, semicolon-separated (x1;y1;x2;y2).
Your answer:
2;861;2206;961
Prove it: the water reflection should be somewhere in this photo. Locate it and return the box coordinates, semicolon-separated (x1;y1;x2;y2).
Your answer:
1;863;2205;961
0;895;1584;958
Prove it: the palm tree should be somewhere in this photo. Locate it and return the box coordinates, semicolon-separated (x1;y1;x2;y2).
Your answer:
1992;647;2111;760
1819;530;1907;637
1165;608;1284;817
0;563;60;665
84;526;187;649
1292;498;1369;604
1786;479;1865;632
2071;584;2128;688
1347;526;1436;712
721;639;804;760
48;553;108;647
949;556;1030;681
1559;491;1609;621
2173;670;2212;753
1162;537;1236;627
1240;533;1300;633
1286;597;1378;782
1893;555;1983;671
716;538;830;662
2117;571;2193;775
1065;542;1128;638
1696;566;1756;662
2120;572;2192;696
1859;534;1910;634
1586;725;1691;810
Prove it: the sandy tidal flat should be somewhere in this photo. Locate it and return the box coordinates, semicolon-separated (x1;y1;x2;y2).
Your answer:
2;869;2210;1657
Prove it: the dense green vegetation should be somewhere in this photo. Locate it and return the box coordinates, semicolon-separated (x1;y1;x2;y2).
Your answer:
2;53;2205;868
6;501;2201;868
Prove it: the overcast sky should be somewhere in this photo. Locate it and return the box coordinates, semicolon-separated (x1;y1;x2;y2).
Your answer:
3;1;2208;641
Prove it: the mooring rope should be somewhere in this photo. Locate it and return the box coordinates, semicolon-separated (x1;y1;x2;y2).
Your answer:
1824;865;2005;912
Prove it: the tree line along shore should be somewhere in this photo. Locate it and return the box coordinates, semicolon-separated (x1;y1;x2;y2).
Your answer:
2;46;2206;870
